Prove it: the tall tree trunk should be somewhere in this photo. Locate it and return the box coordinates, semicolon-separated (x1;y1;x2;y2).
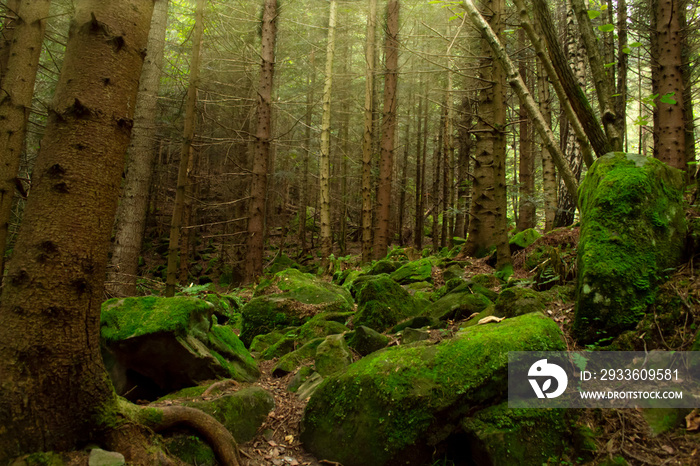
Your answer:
516;28;535;231
414;84;426;250
454;97;473;238
319;0;337;265
651;0;686;171
165;0;204;296
679;0;696;174
538;56;557;232
0;0;51;279
298;49;315;255
615;0;628;149
107;0;170;297
244;0;277;283
398;110;409;246
361;0;377;262
0;0;20;79
431;124;443;252
373;0;399;259
0;0;154;458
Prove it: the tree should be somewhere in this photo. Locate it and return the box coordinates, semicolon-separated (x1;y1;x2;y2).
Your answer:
0;0;52;278
165;0;205;295
516;28;535;231
361;0;377;262
244;0;278;282
0;0;155;457
373;0;399;259
107;0;171;297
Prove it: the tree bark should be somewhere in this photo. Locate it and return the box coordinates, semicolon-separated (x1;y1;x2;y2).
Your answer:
454;96;472;238
243;0;277;282
0;0;154;459
537;55;557;232
516;28;535;231
0;0;20;80
165;0;204;295
361;0;377;262
108;0;170;297
414;83;426;250
373;0;399;259
0;0;52;279
615;0;628;148
298;49;315;255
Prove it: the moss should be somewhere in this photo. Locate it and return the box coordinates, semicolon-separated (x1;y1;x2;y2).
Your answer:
100;297;213;343
301;313;565;465
424;291;493;321
249;330;285;354
494;287;545;318
157;385;207;401
165;434;216;466
509;228;542;252
17;452;65;466
574;153;686;343
354;276;423;332
390;258;433;284
272;338;324;376
366;260;403;275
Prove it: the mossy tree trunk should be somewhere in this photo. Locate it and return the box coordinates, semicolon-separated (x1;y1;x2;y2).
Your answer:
108;0;171;297
0;0;52;280
166;0;204;295
0;0;154;459
244;0;278;282
373;0;399;260
361;0;377;262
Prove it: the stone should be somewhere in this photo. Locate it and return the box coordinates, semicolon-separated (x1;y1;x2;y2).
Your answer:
88;449;125;466
390;258;433;284
272;338;324;377
354;275;423;332
347;325;390;356
315;334;352;376
400;327;429;344
574;153;686;343
494;286;545;318
424;291;492;321
509;228;542;252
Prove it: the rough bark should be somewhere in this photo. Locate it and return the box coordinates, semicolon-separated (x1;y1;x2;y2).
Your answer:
0;0;20;79
615;0;628;147
431;122;443;252
107;0;170;297
165;0;204;295
414;85;426;250
538;56;557;232
319;0;336;265
398;110;410;246
243;0;277;282
361;0;377;262
0;0;52;279
0;0;154;459
679;0;696;175
298;49;315;255
454;97;473;238
516;29;535;231
373;0;399;259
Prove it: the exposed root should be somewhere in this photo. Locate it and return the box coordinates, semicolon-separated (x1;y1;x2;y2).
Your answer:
202;378;239;397
145;405;242;466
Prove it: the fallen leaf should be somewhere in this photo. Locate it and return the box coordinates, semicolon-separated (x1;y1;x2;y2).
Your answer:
285;435;294;444
478;315;504;325
662;445;675;454
686;409;700;431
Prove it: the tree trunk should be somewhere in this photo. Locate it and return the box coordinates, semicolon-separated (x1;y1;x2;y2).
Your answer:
107;0;170;297
0;0;154;459
538;55;557;232
398;110;409;246
679;0;696;174
244;0;277;281
0;0;20;79
414;85;426;250
651;0;686;171
431;124;443;252
615;0;628;149
516;28;535;231
454;96;473;239
298;49;315;255
0;0;52;279
165;0;204;295
373;0;399;259
361;0;377;262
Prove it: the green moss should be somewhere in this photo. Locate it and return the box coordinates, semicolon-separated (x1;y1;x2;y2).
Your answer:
494;287;545;318
354;275;423;332
165;435;216;466
273;338;324;375
301;313;565;464
157;385;207;401
19;452;65;466
100;297;213;343
424;291;493;321
390;258;433;284
509;228;542;251
249;330;285;354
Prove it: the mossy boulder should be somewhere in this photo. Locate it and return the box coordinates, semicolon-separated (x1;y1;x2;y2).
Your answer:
574;153;686;343
101;297;258;401
367;260;403;276
460;403;571;466
390;258;433;284
354;276;423;332
494;286;545;318
240;269;353;346
164;434;216;466
301;313;565;466
424;291;493;321
315;334;353;376
401;327;430;344
347;326;390;356
272;338;324;376
442;264;464;282
509;228;542;252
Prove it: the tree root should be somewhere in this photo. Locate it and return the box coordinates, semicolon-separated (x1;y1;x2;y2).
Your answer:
202;378;238;397
145;405;241;466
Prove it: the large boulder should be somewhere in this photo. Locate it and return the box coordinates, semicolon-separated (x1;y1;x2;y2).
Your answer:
494;286;545;318
424;289;493;321
574;153;686;343
354;275;423;332
390;258;434;284
240;268;353;345
301;313;565;466
101;297;258;401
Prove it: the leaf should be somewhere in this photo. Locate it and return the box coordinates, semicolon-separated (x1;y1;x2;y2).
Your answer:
686;409;700;431
622;46;631;54
660;92;677;105
604;62;616;68
588;10;601;20
598;23;615;32
629;41;642;48
601;4;608;10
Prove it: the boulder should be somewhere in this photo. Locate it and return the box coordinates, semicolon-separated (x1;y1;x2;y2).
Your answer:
88;449;125;466
400;327;430;344
494;286;545;318
509;228;542;252
354;275;423;332
390;258;433;284
424;291;492;321
347;326;390;355
367;260;403;276
315;334;352;376
442;264;464;282
272;338;324;376
100;297;258;401
240;268;353;345
574;153;686;343
301;313;565;466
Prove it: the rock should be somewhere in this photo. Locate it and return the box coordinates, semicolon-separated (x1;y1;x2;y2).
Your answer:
297;372;324;400
347;325;390;356
390;258;433;284
249;330;285;354
391;316;438;333
442;264;464;282
272;338;324;376
240;269;353;346
265;253;300;275
347;273;389;297
494;286;545;318
163;435;215;466
262;314;350;363
451;280;499;303
460;403;571;466
424;291;492;321
367;260;403;275
354;276;423;332
400;327;429;344
261;335;297;360
509;228;542;252
288;366;315;393
470;273;501;289
315;334;352;376
301;313;565;466
101;297;258;401
574;153;686;343
88;449;125;466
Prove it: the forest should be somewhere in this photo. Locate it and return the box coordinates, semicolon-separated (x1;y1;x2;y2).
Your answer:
0;0;699;465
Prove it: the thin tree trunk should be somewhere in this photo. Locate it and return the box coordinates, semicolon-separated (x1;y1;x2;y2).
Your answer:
0;0;52;279
165;0;204;296
0;0;154;458
319;0;337;266
516;28;535;231
432;124;443;252
454;97;472;238
339;41;349;255
680;0;696;174
108;0;170;297
373;0;399;259
361;0;377;262
414;85;426;250
298;49;315;255
398;110;409;246
615;0;628;148
538;55;556;232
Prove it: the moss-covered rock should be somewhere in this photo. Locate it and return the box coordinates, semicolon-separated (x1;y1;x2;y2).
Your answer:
164;435;216;466
401;327;430;344
442;264;464;282
574;153;686;343
240;269;353;346
494;286;545;318
288;366;315;393
391;316;439;333
367;260;403;276
249;330;285;354
265;253;300;274
315;334;352;376
424;291;493;321
390;258;433;284
509;228;542;252
460;403;571;466
347;326;391;356
354;276;423;332
301;313;565;466
272;338;324;376
10;452;66;466
101;297;258;401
